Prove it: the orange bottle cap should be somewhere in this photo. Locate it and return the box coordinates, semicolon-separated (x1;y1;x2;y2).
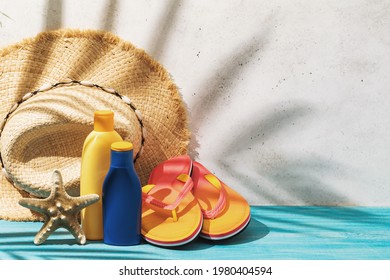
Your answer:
94;110;114;132
111;141;133;151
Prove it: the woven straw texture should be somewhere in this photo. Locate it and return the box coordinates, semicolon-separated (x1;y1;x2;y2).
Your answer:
0;29;190;221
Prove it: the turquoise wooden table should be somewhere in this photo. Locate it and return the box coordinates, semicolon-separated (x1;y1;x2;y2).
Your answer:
1;206;389;260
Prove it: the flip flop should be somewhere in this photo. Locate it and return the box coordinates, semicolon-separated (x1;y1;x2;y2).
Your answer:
191;161;251;240
141;155;203;246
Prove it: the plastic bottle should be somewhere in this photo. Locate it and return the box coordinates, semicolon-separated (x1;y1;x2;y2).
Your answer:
80;110;123;240
103;141;142;246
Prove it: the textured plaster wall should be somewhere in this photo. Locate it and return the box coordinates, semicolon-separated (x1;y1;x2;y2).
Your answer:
1;0;390;206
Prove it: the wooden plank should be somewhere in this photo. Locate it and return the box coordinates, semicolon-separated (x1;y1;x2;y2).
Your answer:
0;206;389;260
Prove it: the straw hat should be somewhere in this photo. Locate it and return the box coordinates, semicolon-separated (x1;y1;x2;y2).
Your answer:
0;29;190;221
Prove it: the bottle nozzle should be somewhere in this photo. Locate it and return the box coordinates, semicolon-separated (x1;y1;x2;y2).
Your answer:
94;110;114;132
111;141;133;151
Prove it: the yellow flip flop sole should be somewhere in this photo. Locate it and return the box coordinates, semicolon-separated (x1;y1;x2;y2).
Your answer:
192;161;251;240
141;156;203;246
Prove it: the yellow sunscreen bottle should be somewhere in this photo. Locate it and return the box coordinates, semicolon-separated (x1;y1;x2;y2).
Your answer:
80;110;123;240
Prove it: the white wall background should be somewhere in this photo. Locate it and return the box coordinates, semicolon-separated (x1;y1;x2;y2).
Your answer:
1;0;390;206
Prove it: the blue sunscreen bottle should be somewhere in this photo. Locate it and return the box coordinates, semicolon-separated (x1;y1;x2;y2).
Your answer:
102;141;141;246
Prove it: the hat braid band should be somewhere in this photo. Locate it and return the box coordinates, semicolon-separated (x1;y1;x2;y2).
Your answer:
0;79;146;183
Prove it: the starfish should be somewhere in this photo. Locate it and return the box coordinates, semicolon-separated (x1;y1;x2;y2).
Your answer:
18;170;99;245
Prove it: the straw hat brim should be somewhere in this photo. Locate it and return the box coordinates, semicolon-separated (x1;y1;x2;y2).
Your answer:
0;29;190;221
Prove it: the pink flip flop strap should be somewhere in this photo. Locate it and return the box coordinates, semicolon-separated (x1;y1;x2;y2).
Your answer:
142;176;194;212
201;174;228;219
